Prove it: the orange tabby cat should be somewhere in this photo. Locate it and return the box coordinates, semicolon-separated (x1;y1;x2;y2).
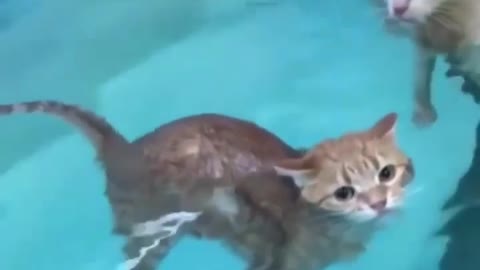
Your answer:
0;100;414;270
243;115;414;269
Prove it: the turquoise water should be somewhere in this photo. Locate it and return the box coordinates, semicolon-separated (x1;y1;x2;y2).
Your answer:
0;0;479;269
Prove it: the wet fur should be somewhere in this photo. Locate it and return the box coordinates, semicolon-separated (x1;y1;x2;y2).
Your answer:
0;101;413;270
416;0;471;53
416;0;480;124
381;0;480;126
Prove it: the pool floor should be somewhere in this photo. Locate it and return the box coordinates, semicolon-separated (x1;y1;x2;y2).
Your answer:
0;0;479;269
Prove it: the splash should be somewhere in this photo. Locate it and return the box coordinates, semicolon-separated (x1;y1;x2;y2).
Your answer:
116;211;202;270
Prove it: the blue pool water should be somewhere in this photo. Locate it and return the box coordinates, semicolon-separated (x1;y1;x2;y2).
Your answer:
0;0;479;269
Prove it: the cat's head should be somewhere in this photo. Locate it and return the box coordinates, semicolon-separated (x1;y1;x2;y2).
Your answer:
274;113;414;222
380;0;467;53
383;0;447;23
377;0;453;38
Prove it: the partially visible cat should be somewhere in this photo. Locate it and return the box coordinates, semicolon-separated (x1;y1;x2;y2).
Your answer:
378;0;480;127
0;100;414;270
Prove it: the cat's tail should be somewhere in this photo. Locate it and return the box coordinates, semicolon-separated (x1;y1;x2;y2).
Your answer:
0;100;129;152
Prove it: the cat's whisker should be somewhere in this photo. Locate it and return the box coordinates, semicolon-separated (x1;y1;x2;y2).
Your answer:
388;199;404;209
389;186;426;209
405;186;425;198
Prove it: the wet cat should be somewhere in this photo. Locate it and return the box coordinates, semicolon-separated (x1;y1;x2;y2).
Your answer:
0;100;414;270
380;0;480;127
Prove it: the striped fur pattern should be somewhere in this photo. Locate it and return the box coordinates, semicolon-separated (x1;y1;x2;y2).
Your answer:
0;100;127;150
274;113;414;223
0;100;414;270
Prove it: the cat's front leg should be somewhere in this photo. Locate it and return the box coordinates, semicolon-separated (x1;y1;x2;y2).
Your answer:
412;46;438;127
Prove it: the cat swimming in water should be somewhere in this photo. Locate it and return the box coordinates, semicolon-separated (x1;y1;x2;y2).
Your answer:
379;0;480;126
0;100;414;270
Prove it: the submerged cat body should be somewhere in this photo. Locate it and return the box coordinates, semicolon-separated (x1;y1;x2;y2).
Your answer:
0;101;414;270
380;0;480;126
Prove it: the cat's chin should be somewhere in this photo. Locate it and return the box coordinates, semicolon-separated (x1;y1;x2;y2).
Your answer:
346;213;378;223
347;209;397;223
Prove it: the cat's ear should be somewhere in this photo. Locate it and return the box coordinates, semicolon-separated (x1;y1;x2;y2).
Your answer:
274;157;314;188
368;112;397;140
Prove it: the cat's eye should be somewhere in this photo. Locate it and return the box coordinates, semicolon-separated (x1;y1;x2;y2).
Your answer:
378;164;396;183
333;186;356;201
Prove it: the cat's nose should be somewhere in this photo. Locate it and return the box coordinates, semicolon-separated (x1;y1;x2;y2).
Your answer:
370;200;387;211
393;5;408;17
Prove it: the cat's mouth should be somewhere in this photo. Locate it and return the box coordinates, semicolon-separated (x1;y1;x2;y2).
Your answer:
372;199;404;219
350;201;401;222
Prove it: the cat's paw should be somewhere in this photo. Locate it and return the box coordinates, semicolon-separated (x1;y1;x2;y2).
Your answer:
412;104;438;128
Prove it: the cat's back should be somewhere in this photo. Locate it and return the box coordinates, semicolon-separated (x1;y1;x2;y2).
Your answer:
133;113;300;181
460;0;480;44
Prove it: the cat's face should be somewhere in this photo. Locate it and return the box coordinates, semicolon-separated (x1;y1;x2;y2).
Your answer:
274;113;414;222
380;0;467;51
383;0;445;23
